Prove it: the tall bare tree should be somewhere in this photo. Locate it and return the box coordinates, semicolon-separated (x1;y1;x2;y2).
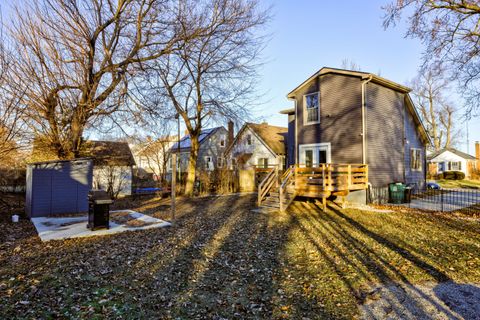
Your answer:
383;0;480;115
410;64;459;151
147;0;269;195
0;13;23;164
6;0;196;159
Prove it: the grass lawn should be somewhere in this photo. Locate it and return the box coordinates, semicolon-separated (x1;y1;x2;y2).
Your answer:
433;179;480;189
1;194;479;319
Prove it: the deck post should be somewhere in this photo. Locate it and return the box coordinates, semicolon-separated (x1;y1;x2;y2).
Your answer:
348;165;352;189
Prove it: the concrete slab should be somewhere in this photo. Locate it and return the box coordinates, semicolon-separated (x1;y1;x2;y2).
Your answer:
31;210;171;242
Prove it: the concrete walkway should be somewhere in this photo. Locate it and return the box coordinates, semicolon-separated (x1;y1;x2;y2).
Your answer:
32;210;171;242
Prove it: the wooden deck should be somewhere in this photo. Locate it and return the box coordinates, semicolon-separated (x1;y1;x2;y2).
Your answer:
258;164;368;212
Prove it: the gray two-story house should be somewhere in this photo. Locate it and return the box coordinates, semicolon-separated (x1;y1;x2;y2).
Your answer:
282;67;430;195
168;126;231;178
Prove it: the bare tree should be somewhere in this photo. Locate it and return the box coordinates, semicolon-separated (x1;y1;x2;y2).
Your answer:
0;12;24;164
146;0;269;195
383;0;480;115
410;64;459;150
340;59;362;71
6;0;196;159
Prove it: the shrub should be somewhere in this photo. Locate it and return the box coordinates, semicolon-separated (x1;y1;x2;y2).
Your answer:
440;171;465;180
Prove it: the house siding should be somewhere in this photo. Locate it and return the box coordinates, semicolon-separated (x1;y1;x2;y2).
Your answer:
404;104;426;188
226;126;279;168
295;73;363;164
197;127;229;170
366;82;405;187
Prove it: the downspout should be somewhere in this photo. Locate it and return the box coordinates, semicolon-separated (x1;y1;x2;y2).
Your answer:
361;75;373;164
287;97;298;165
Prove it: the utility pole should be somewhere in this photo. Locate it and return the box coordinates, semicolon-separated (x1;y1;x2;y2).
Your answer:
466;119;470;155
171;152;176;223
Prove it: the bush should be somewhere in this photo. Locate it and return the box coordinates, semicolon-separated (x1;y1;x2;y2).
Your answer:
438;171;465;180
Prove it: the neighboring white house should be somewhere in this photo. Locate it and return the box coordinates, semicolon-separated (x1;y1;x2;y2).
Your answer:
130;136;177;181
88;141;136;197
427;147;478;179
225;122;287;170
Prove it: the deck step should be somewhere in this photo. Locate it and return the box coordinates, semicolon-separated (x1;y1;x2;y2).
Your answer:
261;203;280;209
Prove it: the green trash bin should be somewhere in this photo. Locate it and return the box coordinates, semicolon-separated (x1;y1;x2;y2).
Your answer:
389;182;406;204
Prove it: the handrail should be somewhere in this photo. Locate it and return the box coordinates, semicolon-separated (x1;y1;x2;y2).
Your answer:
257;167;278;206
279;166;296;212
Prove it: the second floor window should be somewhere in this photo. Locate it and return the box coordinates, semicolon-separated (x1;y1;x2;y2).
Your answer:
304;92;319;124
246;134;252;146
220;135;226;147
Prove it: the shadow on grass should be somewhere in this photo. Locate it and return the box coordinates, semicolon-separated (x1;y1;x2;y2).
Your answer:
282;200;478;319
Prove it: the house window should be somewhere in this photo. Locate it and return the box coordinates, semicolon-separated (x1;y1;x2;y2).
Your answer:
205;156;213;171
448;161;461;171
257;158;268;169
220;135;226;147
231;158;237;169
410;148;422;171
217;157;224;168
246;134;252;146
304;92;319;124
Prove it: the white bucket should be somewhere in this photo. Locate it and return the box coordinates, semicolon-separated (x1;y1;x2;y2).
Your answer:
12;215;19;223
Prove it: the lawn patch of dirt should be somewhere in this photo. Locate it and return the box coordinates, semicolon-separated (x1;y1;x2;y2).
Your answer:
110;211;157;228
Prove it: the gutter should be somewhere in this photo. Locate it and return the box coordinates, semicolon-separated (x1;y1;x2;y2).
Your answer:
287;97;298;164
361;75;373;164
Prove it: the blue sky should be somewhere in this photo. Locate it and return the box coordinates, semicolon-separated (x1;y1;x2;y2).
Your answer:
255;0;479;155
1;0;478;154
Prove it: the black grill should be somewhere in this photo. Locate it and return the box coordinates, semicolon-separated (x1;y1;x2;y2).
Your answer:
87;190;113;230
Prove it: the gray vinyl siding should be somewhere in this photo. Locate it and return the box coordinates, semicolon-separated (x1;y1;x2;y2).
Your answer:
404;105;426;188
295;73;363;163
366;83;405;187
197;127;229;170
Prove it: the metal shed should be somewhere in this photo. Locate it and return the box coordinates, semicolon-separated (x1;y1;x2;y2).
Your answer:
25;158;93;218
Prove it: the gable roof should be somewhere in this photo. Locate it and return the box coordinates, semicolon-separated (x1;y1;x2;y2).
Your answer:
226;122;287;156
170;127;223;152
428;148;477;161
287;67;411;99
85;140;136;166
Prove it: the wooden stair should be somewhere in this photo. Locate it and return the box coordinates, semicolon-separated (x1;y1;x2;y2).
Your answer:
259;188;296;211
258;167;297;212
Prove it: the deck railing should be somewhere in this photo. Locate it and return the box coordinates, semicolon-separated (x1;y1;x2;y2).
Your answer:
294;164;368;196
257;166;278;206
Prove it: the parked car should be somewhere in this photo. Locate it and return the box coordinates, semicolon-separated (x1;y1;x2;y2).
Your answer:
427;182;441;190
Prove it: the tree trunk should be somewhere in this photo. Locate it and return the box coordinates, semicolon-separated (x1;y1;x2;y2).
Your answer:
184;134;200;196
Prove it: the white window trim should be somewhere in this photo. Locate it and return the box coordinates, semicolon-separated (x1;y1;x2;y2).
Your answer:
298;143;331;166
303;92;320;125
220;134;226;147
411;148;422;171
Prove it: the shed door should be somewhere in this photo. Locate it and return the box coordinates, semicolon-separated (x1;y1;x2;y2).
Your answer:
31;168;53;217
